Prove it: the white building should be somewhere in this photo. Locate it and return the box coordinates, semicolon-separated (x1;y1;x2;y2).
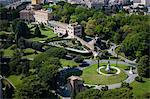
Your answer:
133;0;150;7
67;0;105;9
48;21;82;38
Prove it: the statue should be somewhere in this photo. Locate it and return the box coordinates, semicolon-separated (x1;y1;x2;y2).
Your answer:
129;67;133;74
105;61;111;72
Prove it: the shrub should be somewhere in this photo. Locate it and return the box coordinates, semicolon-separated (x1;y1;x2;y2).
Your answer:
121;82;129;88
101;86;108;91
74;55;84;63
135;76;143;82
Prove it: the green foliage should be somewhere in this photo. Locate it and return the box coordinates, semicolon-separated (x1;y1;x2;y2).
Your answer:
31;47;64;68
14;75;57;99
121;82;130;88
45;47;67;58
85;19;97;36
38;64;60;89
15;21;30;41
137;55;150;78
75;88;133;99
135;76;143;82
34;25;41;37
75;89;102;99
74;55;84;63
0;20;10;31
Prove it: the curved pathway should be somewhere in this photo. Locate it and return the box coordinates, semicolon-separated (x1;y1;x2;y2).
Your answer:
48;41;91;54
81;59;138;90
107;44;137;66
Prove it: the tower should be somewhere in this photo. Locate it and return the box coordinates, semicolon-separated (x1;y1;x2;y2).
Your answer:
31;0;41;5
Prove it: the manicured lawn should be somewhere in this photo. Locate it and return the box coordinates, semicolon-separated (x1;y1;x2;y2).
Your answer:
130;78;150;97
99;62;130;70
3;49;14;57
60;59;79;67
30;28;57;41
22;48;41;59
81;63;128;85
3;47;40;59
7;75;23;88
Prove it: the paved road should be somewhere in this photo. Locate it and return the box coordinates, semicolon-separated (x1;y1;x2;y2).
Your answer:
107;44;136;65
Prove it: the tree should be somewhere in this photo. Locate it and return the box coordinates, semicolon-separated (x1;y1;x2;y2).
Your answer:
75;88;133;99
74;55;84;63
85;19;97;36
34;25;41;37
15;21;30;41
121;82;130;88
14;75;57;99
137;55;150;78
38;64;60;90
70;15;78;23
0;20;9;31
45;47;67;58
12;19;20;32
0;49;4;74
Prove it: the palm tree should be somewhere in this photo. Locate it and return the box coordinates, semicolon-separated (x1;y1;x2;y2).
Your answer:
96;53;102;69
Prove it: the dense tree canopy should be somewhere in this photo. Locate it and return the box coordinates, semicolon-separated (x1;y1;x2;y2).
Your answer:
75;88;133;99
137;55;150;78
14;75;57;99
34;25;41;37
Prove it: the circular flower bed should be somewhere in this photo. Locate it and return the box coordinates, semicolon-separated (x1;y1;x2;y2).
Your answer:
97;66;121;76
100;68;117;74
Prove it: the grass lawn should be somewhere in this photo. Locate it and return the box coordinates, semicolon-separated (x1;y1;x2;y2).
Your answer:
3;49;14;57
81;63;128;85
7;75;23;88
130;78;150;97
30;28;57;41
3;47;40;59
60;59;79;67
22;48;41;59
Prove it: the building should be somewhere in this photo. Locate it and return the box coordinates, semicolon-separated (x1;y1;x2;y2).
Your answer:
34;10;53;24
67;76;85;97
67;23;82;38
48;21;82;38
31;0;41;4
67;0;105;9
133;0;150;7
20;10;35;22
84;0;104;9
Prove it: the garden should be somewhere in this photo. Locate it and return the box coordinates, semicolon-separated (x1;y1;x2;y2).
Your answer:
81;63;128;85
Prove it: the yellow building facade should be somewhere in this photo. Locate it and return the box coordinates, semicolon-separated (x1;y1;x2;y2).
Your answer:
31;0;41;5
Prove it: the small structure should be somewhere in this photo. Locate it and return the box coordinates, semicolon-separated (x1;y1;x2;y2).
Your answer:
68;76;85;97
105;61;111;72
48;21;82;38
129;67;133;74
